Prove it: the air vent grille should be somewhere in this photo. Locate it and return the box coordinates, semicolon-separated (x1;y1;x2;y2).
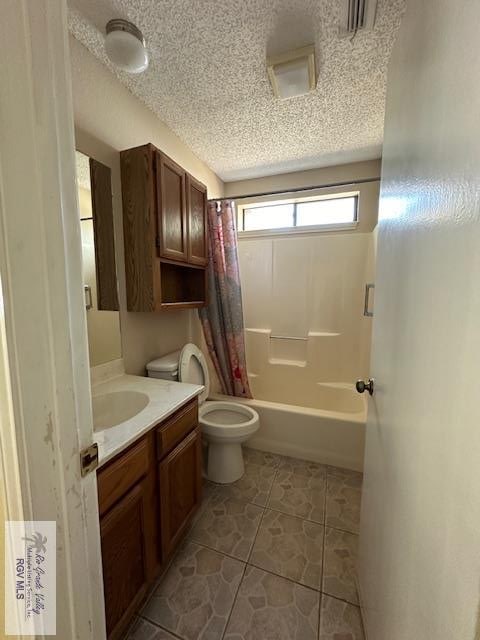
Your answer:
339;0;377;37
347;0;366;32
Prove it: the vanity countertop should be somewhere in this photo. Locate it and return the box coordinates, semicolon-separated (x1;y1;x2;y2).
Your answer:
93;374;204;467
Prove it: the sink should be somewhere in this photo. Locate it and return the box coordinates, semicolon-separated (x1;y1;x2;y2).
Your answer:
92;390;150;431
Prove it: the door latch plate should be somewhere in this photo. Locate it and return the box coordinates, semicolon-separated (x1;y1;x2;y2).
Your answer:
80;443;99;477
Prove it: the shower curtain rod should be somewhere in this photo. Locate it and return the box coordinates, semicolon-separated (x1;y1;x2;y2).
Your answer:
212;176;381;203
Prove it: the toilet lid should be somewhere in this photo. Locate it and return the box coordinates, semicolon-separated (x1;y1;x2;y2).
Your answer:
178;343;210;404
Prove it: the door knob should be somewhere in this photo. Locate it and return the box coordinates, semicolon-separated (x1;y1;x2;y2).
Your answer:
356;378;374;396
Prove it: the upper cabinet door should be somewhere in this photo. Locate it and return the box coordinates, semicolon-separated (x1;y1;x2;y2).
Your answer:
186;174;208;266
156;152;187;262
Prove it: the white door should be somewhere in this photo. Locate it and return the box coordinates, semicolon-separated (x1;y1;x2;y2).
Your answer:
0;2;105;638
358;2;480;639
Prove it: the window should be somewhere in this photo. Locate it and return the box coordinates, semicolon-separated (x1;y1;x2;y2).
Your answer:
237;193;358;234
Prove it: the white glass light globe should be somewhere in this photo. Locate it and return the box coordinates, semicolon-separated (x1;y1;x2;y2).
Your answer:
105;21;149;74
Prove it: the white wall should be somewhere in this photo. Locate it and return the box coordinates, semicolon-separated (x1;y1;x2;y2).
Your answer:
358;2;480;639
70;36;224;374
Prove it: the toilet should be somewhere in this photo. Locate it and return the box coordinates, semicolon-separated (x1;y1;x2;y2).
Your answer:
146;344;259;484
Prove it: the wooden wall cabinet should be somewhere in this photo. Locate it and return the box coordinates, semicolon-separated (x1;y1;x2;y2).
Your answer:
97;398;202;640
121;144;208;311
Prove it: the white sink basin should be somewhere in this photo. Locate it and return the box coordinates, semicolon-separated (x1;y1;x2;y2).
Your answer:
92;390;149;431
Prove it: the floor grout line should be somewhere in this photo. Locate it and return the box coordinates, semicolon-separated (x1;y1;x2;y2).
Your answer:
245;559;321;594
220;560;248;640
139;612;185;640
319;461;329;638
184;537;249;564
265;503;325;526
320;592;363;609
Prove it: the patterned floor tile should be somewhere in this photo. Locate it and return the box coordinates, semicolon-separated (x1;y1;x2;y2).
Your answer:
278;456;327;478
142;542;244;640
243;447;281;468
267;470;325;523
319;595;364;639
224;566;319;640
323;527;359;605
249;509;324;589
211;462;276;507
203;479;218;501
126;617;178;639
325;469;362;534
189;494;263;560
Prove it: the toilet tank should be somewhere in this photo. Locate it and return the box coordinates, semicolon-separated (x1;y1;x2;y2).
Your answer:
146;350;180;381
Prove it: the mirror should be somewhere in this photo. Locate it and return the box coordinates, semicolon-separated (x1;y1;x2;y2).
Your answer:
75;150;122;367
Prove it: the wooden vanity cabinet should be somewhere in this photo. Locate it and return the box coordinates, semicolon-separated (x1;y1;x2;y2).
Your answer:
120;143;208;311
97;398;202;640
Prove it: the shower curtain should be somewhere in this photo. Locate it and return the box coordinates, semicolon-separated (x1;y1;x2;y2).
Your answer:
199;200;252;398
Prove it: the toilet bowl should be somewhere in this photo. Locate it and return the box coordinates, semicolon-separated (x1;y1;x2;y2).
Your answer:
147;344;259;484
199;400;259;483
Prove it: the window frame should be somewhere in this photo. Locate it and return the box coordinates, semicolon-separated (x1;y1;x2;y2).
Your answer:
236;190;359;237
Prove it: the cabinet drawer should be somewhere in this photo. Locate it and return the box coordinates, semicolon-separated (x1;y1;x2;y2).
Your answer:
156;399;198;460
98;437;150;516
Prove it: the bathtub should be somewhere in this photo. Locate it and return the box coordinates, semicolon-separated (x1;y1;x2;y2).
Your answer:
211;382;366;472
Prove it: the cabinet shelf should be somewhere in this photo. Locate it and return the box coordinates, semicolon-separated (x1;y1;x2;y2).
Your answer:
160;262;206;307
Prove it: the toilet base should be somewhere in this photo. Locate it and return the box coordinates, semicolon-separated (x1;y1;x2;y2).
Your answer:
207;442;244;484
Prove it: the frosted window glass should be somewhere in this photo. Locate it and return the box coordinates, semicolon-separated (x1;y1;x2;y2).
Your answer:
243;204;294;230
296;197;356;226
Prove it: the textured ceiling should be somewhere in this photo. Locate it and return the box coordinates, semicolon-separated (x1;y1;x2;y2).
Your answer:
68;0;405;181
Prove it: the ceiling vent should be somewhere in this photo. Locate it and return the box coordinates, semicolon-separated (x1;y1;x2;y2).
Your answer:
339;0;378;37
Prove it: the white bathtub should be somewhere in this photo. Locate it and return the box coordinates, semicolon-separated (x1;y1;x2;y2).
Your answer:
211;382;366;471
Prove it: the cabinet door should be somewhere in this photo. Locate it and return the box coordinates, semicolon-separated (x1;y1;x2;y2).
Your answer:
186;174;208;266
159;428;202;558
100;483;149;640
156;151;187;262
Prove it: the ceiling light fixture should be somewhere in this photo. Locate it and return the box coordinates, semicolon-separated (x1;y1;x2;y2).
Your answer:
267;45;316;100
105;19;149;74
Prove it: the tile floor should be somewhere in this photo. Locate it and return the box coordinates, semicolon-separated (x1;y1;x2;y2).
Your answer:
127;448;364;640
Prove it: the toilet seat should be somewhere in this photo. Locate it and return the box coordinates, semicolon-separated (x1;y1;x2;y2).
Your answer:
178;343;210;404
200;401;258;439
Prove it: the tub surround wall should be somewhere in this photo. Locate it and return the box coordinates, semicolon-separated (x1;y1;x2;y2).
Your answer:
70;36;224;375
239;231;376;395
